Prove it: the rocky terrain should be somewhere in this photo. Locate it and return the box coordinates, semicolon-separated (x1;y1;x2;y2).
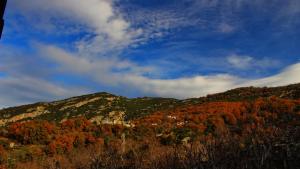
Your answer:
0;83;300;126
0;83;299;169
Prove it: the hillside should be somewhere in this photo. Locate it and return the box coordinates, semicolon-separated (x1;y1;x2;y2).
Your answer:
0;83;300;126
0;93;180;126
0;84;299;169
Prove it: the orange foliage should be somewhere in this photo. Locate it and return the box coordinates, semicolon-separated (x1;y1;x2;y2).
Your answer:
135;96;300;140
8;121;55;144
61;117;92;131
222;112;237;125
0;145;7;165
1;95;299;163
48;134;76;154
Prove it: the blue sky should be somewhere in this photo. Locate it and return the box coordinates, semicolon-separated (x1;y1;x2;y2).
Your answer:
0;0;300;108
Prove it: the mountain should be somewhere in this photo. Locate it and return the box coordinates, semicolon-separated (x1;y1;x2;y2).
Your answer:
0;83;300;169
0;92;180;126
0;83;300;126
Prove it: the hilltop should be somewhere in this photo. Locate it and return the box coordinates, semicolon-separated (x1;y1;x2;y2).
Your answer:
0;83;299;168
0;83;300;126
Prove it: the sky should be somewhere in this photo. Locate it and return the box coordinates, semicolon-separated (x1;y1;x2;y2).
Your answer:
0;0;300;108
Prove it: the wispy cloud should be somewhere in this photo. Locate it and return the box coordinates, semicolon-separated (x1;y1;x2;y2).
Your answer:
38;44;154;85
0;45;89;108
218;22;235;33
0;75;89;108
11;0;131;40
118;4;205;45
37;43;300;98
226;54;280;70
1;0;299;108
227;55;253;69
9;0;143;56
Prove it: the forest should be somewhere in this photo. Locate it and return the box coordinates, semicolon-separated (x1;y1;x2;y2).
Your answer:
0;96;299;169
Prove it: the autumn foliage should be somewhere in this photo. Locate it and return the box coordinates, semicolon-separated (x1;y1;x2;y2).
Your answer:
134;96;300;144
8;121;55;145
0;96;299;168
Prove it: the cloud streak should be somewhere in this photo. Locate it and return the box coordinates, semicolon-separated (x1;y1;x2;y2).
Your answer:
39;44;300;99
9;0;143;57
226;54;280;70
0;75;88;108
1;0;299;108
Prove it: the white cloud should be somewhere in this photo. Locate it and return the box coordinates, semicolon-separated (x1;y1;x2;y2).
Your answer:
127;63;300;99
1;0;299;108
245;62;300;87
0;45;89;108
124;74;242;98
38;44;240;98
10;0;143;56
12;0;131;41
38;44;154;85
1;43;299;107
227;54;253;69
218;22;235;33
0;76;88;108
39;44;300;99
226;54;280;70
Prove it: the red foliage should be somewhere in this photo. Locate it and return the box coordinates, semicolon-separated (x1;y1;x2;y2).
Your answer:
61;117;92;131
48;134;75;154
3;96;300;159
222;112;237;125
0;145;7;165
134;96;300;140
100;124;113;136
85;133;96;144
8;121;55;144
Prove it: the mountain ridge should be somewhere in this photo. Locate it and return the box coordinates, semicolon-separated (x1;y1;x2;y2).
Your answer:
0;84;300;168
0;83;300;126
